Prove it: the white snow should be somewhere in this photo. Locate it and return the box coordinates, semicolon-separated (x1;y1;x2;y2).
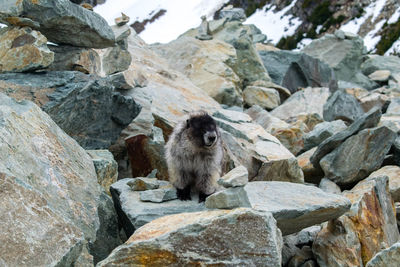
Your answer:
245;0;302;44
388;6;400;24
316;25;323;34
295;38;313;51
340;0;387;34
364;19;386;52
0;23;6;28
94;0;229;44
385;39;400;55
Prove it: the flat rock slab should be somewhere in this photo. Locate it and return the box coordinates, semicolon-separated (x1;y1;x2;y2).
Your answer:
110;178;207;237
244;182;351;235
366;242;400;267
97;209;283;267
0;0;115;48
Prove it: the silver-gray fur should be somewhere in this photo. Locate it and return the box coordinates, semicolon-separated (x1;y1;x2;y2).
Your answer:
165;111;223;198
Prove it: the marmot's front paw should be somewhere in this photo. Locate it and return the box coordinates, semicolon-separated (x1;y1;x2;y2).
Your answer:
198;192;210;203
177;186;191;201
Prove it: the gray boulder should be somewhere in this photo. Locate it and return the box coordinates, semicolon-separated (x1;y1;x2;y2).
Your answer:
243;85;280;110
271;87;330;121
217;165;248;188
0;71;141;149
101;46;132;75
361;55;400;76
127;177;163;191
208;181;351;235
97;209;283;267
386;98;400;116
87;149;118;195
205;187;251;209
311;107;382;170
218;7;246;21
320;126;396;186
109;178;207;237
319;178;341;194
0;93;120;265
139;186;178;203
323;90;365;123
0;0;115;48
303;120;347;151
368;165;400;202
366;242;400;267
258;50;337;94
302;32;377;90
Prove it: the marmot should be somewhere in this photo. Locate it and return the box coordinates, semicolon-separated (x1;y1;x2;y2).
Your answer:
165;111;223;202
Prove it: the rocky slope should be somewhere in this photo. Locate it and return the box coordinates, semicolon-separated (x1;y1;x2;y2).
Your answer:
0;1;400;266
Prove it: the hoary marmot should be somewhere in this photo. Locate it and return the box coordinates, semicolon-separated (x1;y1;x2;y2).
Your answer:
165;111;223;202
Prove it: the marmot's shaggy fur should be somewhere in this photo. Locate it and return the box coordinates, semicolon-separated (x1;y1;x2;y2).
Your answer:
165;111;223;202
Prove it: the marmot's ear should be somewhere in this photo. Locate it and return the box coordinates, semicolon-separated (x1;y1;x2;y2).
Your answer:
186;119;190;129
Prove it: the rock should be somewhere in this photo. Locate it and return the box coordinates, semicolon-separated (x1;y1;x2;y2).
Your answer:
359;92;390;112
0;71;141;149
218;165;248;188
246;105;289;132
114;12;130;26
127;177;161;191
0;26;54;72
288;246;314;267
313;176;399;266
271;87;330;121
243;181;351;235
87;150;118;195
319;177;341;194
110;178;207;237
258;50;337;94
297;147;324;184
311;107;382;170
303;120;347;151
151;37;242;106
97;208;283;266
205;187;252;209
302;33;377;90
361;55;400;76
218;7;246;21
368;70;391;82
320;126;396;186
368;166;400;202
213;108;252;123
386;98;400;116
243;85;280;110
47;44;100;74
285;226;322;247
101;46;132;75
0;93;120;265
323;90;365;123
366;242;400;267
139;186;178;203
0;0;115;48
196;15;212;40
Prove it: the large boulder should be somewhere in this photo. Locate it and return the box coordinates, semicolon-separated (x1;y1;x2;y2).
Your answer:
368;166;400;202
320;126;396;186
270;87;330;121
259;50;337;94
311;107;382;170
0;0;115;48
303;120;347;151
98;208;283;266
0;93;120;265
151;37;242;106
366;242;400;267
243;85;280;110
323;90;365;123
313;176;400;266
302;32;377;90
87;149;118;195
0;26;54;72
361;55;400;76
208;181;351;235
0;71;141;149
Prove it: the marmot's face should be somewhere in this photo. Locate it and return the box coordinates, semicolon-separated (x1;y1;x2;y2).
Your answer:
187;114;218;148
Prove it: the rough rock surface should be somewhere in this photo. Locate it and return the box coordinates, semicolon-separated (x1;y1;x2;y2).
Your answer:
217;165;248;188
320;126;396;186
0;0;115;48
0;93;119;265
311;107;382;170
323;90;365;123
297;147;324;184
98;209;283;267
0;71;141;149
368;166;400;202
139;186;177;203
303;120;347;151
0;26;54;72
87;149;118;195
110;178;206;237
271;87;330;121
243;85;280;110
313;176;400;266
366;242;400;267
361;55;400;76
205;187;251;209
259;50;336;93
319;177;341;194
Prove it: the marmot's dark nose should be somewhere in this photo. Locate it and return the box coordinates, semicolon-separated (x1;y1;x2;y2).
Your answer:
208;136;216;142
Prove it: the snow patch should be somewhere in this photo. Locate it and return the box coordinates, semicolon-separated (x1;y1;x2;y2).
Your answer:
295;38;313;51
388;6;400;24
94;0;229;44
245;0;302;44
0;23;6;28
364;19;386;52
385;39;400;55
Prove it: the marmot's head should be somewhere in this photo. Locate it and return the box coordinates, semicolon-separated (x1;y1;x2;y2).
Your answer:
186;111;219;148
